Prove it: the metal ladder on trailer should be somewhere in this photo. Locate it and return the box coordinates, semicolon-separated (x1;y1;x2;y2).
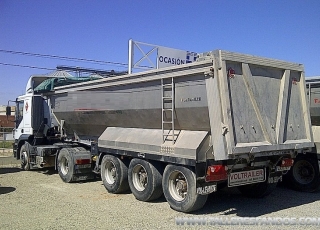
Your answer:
161;77;179;144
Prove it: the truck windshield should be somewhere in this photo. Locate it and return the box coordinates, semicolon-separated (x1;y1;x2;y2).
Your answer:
15;101;24;128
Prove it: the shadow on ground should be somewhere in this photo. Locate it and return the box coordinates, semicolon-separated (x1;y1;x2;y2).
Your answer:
0;186;16;195
0;167;21;174
190;184;320;216
32;168;57;175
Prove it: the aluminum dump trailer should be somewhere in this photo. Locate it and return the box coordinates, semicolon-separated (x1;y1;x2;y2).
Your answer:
51;50;313;158
9;50;314;213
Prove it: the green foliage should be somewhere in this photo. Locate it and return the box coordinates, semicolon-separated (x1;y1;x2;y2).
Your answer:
1;128;13;132
1;141;14;149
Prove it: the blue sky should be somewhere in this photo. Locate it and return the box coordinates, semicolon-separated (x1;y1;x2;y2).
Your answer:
0;0;319;105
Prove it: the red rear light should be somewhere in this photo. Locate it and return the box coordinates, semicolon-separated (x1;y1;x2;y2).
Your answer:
205;165;228;182
281;158;294;167
228;68;235;78
292;78;298;85
76;159;91;165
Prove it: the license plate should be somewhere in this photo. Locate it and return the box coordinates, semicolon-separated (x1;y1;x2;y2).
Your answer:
257;151;284;156
76;164;91;169
196;185;216;195
268;176;282;184
276;166;291;171
228;169;266;187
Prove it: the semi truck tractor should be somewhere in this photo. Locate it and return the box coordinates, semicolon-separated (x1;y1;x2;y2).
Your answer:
7;50;313;212
283;77;320;192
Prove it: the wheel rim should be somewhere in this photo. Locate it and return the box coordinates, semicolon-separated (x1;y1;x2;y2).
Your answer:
104;161;116;185
292;160;315;185
132;164;147;191
60;157;69;175
21;151;28;167
168;170;188;201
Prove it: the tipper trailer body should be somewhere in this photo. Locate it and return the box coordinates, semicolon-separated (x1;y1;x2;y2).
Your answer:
8;50;313;212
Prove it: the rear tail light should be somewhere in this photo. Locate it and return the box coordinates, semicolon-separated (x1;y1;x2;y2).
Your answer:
281;158;294;167
205;165;228;182
228;68;235;78
76;159;91;165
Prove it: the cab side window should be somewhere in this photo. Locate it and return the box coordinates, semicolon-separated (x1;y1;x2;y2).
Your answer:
15;101;24;128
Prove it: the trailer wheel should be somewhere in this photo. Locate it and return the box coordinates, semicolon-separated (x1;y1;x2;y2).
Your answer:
57;148;75;183
101;155;129;193
20;144;30;171
283;154;320;192
128;159;163;202
162;165;207;213
237;180;276;198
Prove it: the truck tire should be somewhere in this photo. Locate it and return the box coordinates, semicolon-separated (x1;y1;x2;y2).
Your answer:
128;159;163;202
101;155;129;193
20;144;30;171
57;148;75;183
283;154;320;192
237;180;276;198
162;165;208;213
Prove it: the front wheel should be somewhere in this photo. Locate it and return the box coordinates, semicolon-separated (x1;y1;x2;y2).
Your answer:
20;144;30;171
162;165;207;213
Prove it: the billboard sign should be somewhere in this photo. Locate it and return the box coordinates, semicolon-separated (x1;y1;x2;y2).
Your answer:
128;39;198;73
157;46;197;68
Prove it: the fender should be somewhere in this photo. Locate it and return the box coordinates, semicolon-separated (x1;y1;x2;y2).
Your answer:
15;134;32;160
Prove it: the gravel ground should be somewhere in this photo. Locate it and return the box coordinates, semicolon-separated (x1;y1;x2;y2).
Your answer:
1;155;320;230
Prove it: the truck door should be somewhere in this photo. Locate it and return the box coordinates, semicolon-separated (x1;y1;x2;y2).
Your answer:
14;97;33;140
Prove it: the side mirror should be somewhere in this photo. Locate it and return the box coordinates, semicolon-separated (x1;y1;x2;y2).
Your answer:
6;106;11;116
